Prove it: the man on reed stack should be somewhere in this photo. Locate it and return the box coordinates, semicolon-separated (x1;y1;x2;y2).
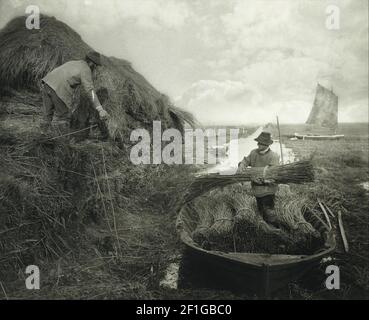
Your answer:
40;51;109;135
237;132;280;227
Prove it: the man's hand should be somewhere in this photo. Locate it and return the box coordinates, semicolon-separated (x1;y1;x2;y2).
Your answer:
96;105;109;121
252;177;264;185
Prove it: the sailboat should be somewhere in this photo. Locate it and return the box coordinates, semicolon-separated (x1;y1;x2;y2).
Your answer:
295;84;344;140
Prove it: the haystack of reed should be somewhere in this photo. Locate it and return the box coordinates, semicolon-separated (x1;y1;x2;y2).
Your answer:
168;104;198;135
0;15;195;141
185;160;314;203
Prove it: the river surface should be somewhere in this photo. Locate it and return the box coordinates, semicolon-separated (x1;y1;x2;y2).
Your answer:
207;126;297;175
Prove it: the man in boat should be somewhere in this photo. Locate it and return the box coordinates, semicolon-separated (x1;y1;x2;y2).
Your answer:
237;131;280;227
40;51;109;136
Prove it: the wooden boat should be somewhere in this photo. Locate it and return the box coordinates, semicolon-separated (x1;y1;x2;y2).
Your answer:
176;203;336;297
294;133;345;140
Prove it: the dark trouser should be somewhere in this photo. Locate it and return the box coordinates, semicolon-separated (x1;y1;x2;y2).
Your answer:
41;82;70;128
256;195;275;217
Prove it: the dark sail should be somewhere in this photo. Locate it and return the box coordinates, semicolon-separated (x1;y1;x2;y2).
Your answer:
306;84;338;130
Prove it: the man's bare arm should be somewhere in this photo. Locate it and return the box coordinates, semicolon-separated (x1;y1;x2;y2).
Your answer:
81;65;109;121
89;90;109;120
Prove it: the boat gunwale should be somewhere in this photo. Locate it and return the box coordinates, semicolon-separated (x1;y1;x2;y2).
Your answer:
177;205;336;269
294;132;345;140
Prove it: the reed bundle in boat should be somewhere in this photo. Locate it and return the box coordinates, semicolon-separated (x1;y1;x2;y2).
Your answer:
191;196;215;246
230;193;296;253
208;199;234;241
189;183;324;254
275;187;317;234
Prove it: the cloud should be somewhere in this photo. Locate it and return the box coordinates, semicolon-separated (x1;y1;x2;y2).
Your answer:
175;80;313;125
0;0;191;31
177;0;368;124
0;0;367;123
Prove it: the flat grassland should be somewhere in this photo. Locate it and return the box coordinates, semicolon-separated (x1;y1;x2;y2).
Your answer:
282;133;369;299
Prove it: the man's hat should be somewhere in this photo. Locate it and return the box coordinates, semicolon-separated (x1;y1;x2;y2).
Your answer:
86;51;102;66
254;131;273;145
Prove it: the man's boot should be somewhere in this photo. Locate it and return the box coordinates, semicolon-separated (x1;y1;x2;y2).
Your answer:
52;120;70;136
97;119;109;141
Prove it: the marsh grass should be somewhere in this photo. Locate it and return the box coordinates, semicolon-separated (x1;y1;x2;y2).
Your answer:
280;137;369;299
0;120;197;299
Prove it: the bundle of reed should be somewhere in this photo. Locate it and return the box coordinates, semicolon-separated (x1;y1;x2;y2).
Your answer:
274;195;321;251
275;192;315;232
207;198;235;241
191;196;215;246
230;193;297;254
188;182;325;254
277;186;320;232
184;160;314;203
213;183;253;199
277;184;293;196
232;194;260;252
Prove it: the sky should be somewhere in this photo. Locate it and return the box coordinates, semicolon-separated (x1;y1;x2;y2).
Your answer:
0;0;368;124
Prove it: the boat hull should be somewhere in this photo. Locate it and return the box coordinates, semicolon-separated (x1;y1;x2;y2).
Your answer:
177;205;336;296
294;133;345;140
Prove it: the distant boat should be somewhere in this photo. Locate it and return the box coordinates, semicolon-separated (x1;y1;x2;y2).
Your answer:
294;133;345;141
295;84;344;140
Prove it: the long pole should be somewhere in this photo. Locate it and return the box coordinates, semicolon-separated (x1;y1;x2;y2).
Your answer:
276;116;284;165
46;124;98;141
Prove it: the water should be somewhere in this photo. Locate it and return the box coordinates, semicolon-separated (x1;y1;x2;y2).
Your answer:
207;126;297;175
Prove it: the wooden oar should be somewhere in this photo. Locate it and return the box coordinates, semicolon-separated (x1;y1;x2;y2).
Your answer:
318;199;332;230
320;200;335;218
46;124;98;141
337;210;349;253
